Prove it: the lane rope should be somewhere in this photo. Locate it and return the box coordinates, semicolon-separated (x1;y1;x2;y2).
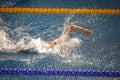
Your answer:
0;69;120;77
0;8;120;77
0;8;120;15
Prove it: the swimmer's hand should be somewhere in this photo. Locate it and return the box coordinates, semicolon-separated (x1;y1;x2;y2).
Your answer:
84;29;94;35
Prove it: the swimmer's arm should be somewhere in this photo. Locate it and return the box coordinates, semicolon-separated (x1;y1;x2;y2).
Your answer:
65;25;94;35
71;25;94;35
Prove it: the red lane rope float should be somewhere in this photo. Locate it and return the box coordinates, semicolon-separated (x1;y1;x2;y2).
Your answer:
0;69;120;77
0;8;120;15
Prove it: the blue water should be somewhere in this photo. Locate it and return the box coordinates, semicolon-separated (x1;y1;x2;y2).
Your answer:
0;0;120;80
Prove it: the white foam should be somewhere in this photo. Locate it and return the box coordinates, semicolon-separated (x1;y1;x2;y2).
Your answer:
0;15;83;63
0;29;82;56
24;38;53;53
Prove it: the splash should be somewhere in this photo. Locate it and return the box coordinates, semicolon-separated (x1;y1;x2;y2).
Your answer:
0;29;81;54
62;15;74;34
0;16;82;63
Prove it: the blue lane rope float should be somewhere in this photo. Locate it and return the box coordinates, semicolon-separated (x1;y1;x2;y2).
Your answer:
0;69;120;77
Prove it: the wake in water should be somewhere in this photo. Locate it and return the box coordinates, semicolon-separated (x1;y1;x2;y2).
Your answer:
0;25;93;60
0;16;93;62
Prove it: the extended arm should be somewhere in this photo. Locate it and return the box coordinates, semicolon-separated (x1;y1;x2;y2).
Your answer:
64;25;94;35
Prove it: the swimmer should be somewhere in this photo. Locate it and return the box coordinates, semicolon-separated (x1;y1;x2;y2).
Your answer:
10;25;93;57
0;25;93;59
48;25;93;48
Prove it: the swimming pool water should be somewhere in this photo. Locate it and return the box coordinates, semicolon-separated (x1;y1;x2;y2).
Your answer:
0;0;120;80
